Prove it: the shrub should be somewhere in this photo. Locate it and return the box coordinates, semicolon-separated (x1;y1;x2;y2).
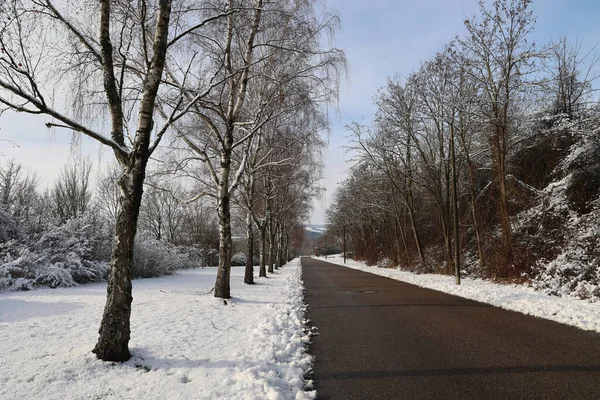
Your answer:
231;252;246;266
0;214;109;290
0;208;20;243
533;248;600;302
376;257;393;269
0;213;205;290
132;238;200;278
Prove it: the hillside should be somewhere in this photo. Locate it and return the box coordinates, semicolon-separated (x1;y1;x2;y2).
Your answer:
304;225;326;240
508;113;600;301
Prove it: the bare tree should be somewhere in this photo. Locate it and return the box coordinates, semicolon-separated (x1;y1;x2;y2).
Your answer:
0;158;39;223
238;93;326;281
545;36;599;119
96;163;121;228
178;197;219;261
349;114;425;265
461;0;539;267
138;178;184;243
0;0;230;361
51;158;92;223
447;43;487;272
0;158;24;206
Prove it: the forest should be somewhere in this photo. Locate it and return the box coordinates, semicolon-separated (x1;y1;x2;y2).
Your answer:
326;0;600;302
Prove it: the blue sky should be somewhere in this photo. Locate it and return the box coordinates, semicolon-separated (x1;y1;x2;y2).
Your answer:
1;0;599;222
309;0;600;224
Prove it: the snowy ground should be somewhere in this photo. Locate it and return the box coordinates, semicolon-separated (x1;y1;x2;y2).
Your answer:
316;255;600;333
0;260;315;400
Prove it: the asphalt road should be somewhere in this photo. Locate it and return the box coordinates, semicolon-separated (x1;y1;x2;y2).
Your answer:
301;257;600;400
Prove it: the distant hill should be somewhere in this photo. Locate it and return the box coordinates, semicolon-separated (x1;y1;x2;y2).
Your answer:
304;224;326;239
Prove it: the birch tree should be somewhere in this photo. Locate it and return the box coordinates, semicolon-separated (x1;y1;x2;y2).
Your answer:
0;0;229;361
172;0;343;297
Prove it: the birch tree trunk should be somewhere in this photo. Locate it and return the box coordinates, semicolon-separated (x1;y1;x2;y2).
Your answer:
211;1;262;297
92;0;171;361
244;210;254;284
266;189;275;273
268;228;276;274
215;143;233;298
258;223;267;277
284;229;290;264
93;162;146;361
276;225;284;269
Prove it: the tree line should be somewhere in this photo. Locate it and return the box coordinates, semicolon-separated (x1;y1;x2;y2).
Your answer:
327;0;599;286
0;0;344;361
1;156;220;283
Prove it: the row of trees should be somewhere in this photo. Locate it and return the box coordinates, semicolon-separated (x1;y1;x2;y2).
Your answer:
327;0;598;283
0;0;343;361
0;153;312;283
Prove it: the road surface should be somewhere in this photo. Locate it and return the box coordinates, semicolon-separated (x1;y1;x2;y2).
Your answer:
302;257;600;399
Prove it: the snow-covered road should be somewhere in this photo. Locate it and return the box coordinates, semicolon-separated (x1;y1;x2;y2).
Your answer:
0;260;314;400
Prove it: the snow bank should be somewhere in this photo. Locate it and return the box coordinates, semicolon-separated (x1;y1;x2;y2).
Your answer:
317;255;600;333
0;260;314;399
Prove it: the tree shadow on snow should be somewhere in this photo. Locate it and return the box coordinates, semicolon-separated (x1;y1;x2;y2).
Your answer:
127;347;268;372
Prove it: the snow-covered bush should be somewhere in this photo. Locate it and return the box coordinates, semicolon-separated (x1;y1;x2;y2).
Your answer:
533;248;600;302
231;252;246;266
0;214;109;290
530;203;600;303
177;246;206;268
0;251;31;290
0;207;20;243
132;238;199;278
376;257;393;269
0;212;206;290
34;215;110;284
